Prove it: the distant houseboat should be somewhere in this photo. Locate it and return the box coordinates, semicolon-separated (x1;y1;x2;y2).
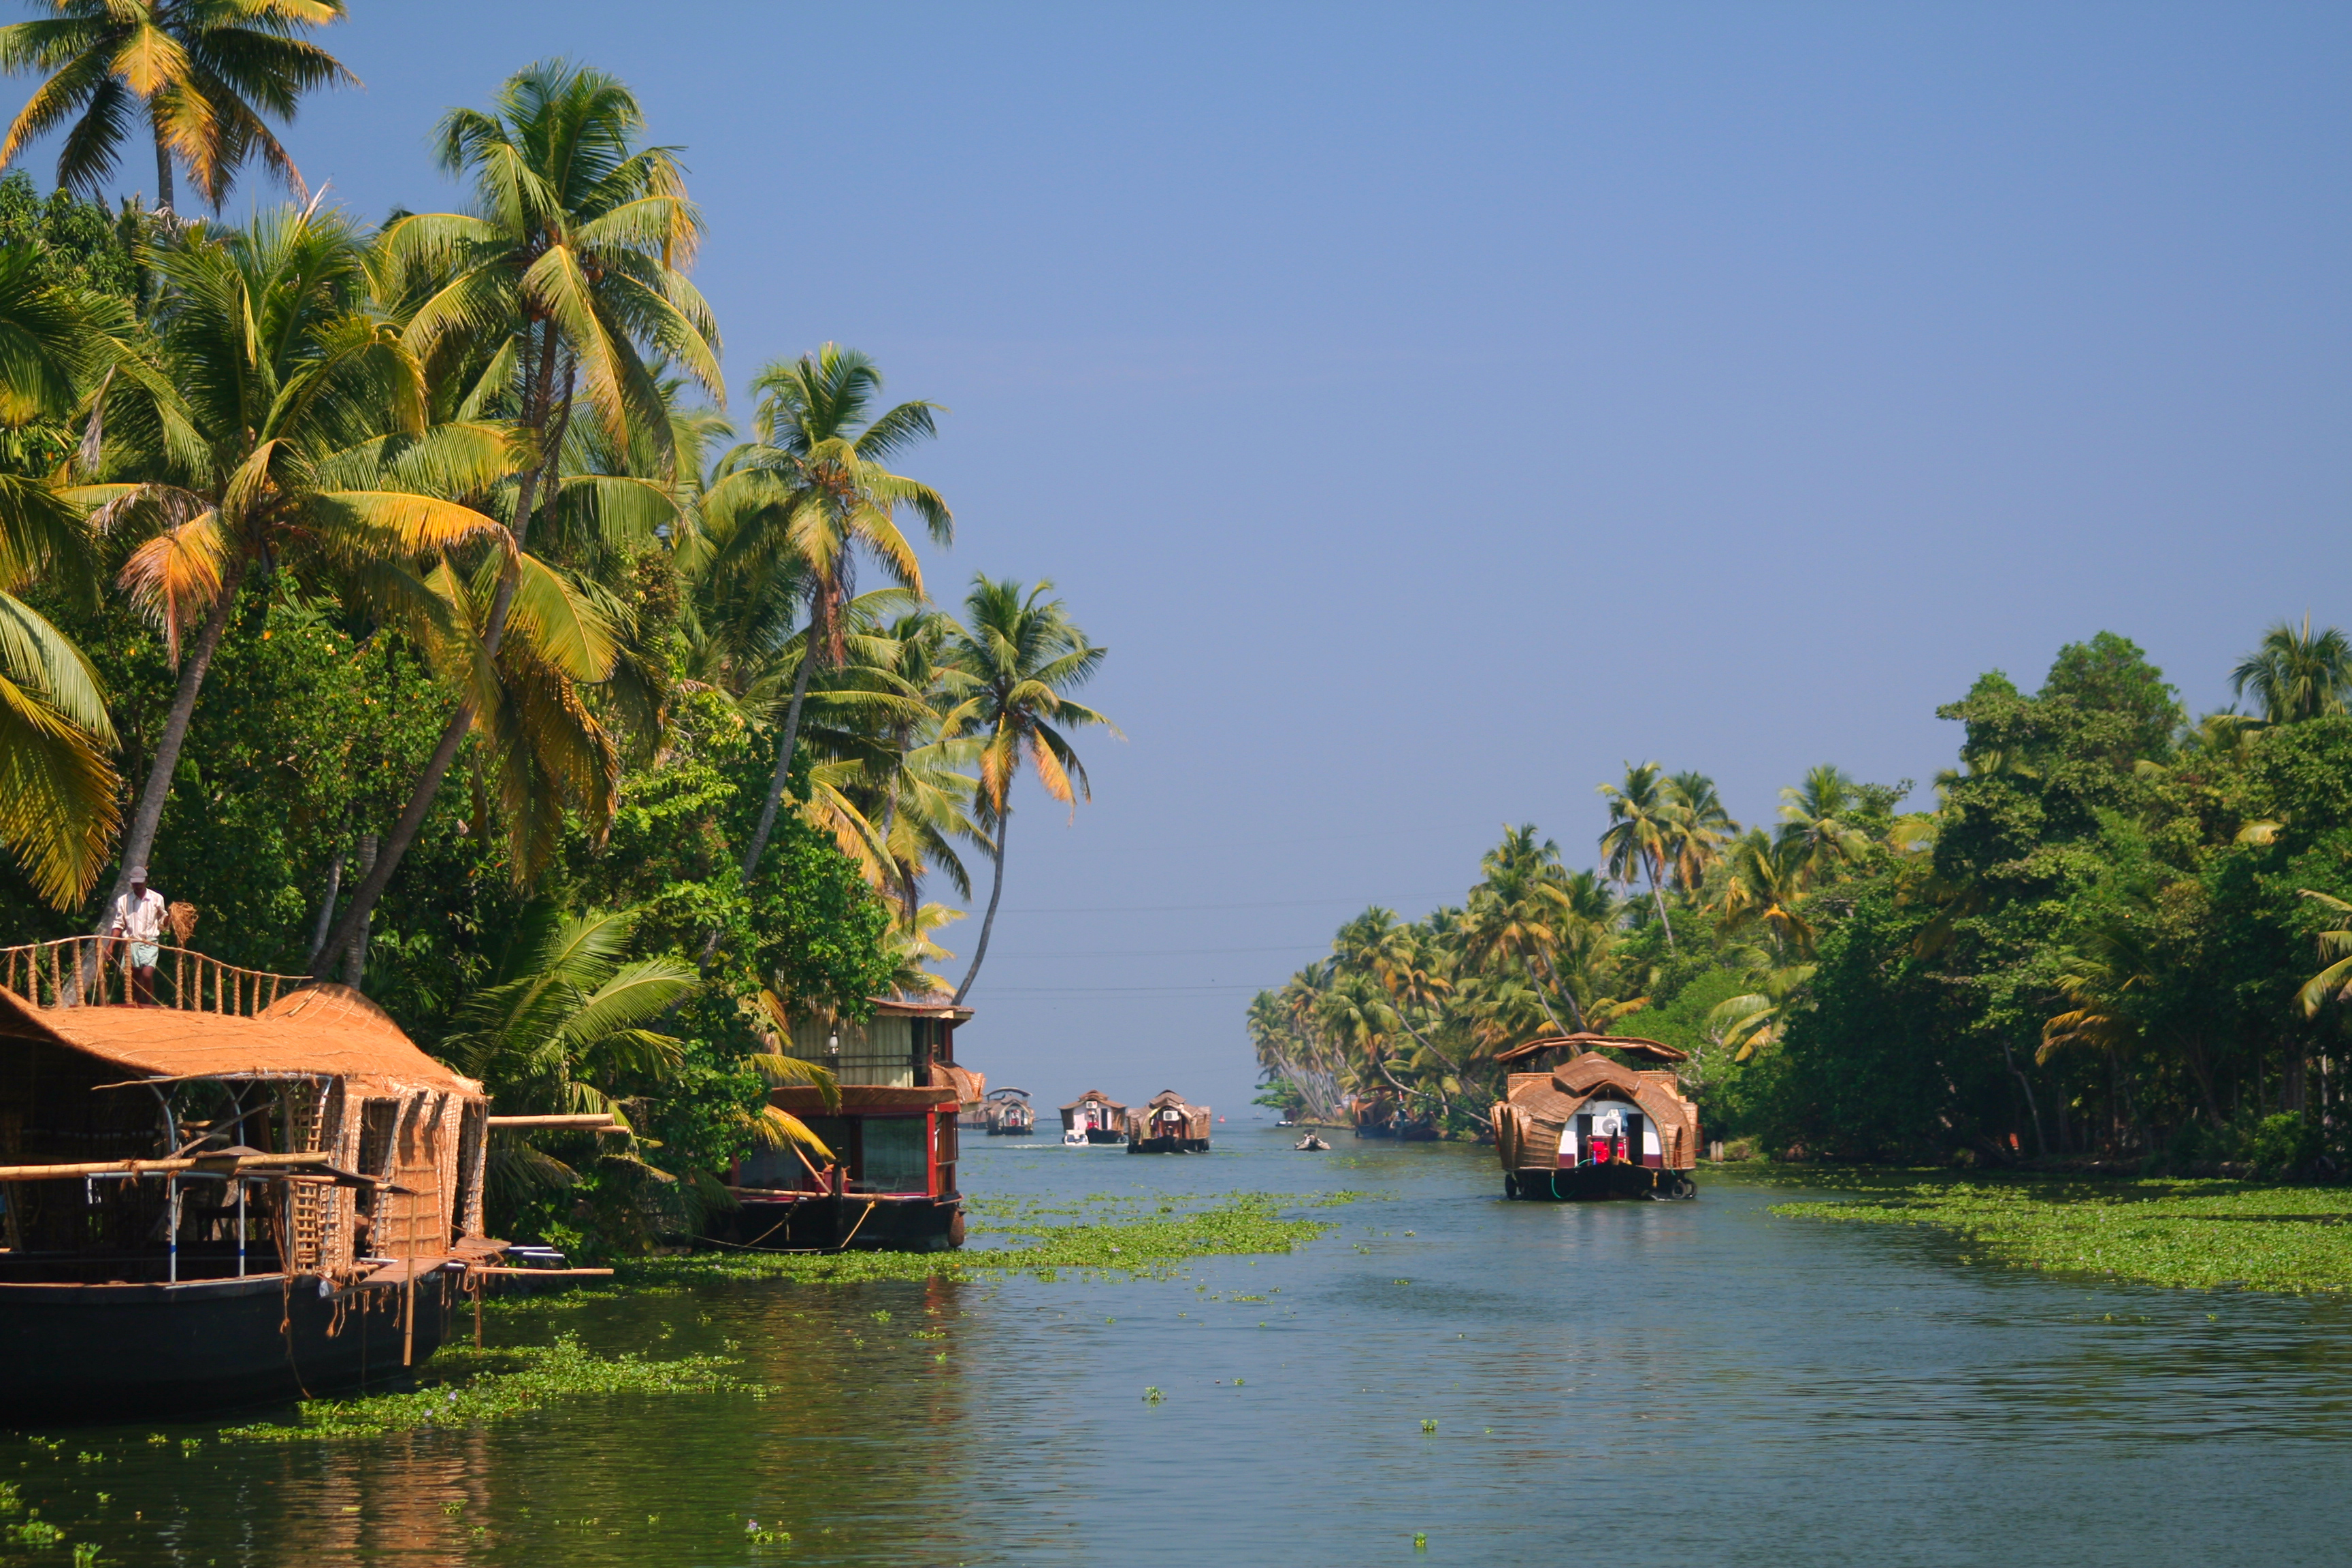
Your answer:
983;1088;1036;1136
1128;1091;1211;1153
723;999;979;1252
1489;1033;1701;1200
0;938;536;1417
1060;1090;1127;1145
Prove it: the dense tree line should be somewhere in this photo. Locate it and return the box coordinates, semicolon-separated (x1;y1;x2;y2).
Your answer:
1252;628;2352;1175
0;31;1114;1252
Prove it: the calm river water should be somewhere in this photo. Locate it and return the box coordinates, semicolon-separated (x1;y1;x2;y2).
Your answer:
15;1130;2352;1567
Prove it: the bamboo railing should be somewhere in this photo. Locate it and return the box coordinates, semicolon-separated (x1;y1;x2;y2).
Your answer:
0;937;309;1016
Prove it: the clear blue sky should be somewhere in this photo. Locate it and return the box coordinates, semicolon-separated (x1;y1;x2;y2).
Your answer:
15;3;2347;1115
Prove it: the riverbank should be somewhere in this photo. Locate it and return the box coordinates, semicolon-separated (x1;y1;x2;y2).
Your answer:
1761;1165;2352;1292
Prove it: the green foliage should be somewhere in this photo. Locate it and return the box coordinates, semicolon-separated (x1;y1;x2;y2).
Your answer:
0;172;139;299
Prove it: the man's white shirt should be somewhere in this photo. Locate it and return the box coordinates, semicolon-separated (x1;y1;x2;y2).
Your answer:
112;888;167;945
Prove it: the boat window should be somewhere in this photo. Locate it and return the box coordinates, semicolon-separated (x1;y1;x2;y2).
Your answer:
860;1117;930;1194
739;1116;849;1190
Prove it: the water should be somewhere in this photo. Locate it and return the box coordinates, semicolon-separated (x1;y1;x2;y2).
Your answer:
16;1130;2352;1567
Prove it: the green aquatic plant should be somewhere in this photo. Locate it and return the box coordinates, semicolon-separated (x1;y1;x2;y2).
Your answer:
1774;1173;2352;1292
1141;1386;1164;1405
219;1335;742;1442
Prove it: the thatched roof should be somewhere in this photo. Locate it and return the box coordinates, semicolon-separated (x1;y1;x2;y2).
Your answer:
0;983;476;1096
1492;1031;1687;1066
1061;1089;1126;1111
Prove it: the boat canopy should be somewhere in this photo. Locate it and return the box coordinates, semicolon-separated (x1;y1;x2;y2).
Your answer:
0;983;477;1098
1492;1031;1688;1066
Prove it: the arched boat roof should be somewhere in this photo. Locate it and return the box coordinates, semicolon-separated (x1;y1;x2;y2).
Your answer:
1493;1031;1688;1066
0;983;478;1097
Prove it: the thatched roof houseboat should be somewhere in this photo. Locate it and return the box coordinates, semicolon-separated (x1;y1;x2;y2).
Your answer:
1490;1033;1701;1200
1060;1090;1126;1144
1127;1090;1211;1153
1351;1093;1437;1141
725;998;978;1251
982;1088;1035;1136
0;937;542;1415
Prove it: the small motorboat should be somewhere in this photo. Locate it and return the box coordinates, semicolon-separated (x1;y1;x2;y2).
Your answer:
1294;1134;1330;1152
1061;1128;1090;1147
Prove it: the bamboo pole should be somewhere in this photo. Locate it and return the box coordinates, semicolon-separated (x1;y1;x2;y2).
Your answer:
0;1152;342;1180
483;1114;628;1130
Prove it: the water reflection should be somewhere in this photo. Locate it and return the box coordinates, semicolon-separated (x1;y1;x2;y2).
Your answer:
9;1135;2352;1566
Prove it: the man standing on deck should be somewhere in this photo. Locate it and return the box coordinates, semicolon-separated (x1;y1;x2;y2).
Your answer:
108;868;167;1006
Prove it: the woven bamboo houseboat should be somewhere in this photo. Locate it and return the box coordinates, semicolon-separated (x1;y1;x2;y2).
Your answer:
1127;1090;1211;1154
1060;1090;1127;1144
983;1088;1035;1136
723;999;977;1251
1351;1093;1437;1141
1489;1033;1701;1200
0;938;546;1416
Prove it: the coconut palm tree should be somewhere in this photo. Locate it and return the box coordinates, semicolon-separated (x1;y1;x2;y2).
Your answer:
947;576;1115;1004
1713;828;1815;958
318;60;721;975
1708;960;1817;1062
0;241;123;905
69;204;520;913
0;0;356;214
695;346;949;964
1774;764;1874;889
1597;761;1680;950
1460;826;1586;1030
1664;770;1736;892
2231;615;2352;725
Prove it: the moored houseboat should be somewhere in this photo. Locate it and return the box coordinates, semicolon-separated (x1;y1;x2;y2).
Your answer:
1060;1090;1127;1145
983;1088;1036;1136
0;938;532;1417
1351;1094;1437;1141
1489;1032;1701;1200
721;998;978;1252
1127;1090;1211;1153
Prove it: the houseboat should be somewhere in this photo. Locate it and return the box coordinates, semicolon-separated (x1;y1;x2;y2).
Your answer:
722;998;978;1252
983;1088;1036;1136
1060;1090;1127;1145
0;937;522;1416
1489;1032;1701;1200
1128;1091;1211;1153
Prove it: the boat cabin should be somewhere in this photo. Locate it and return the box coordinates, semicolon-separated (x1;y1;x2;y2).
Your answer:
1128;1090;1211;1153
0;937;512;1414
1488;1033;1701;1200
983;1088;1035;1136
1351;1093;1437;1141
725;998;977;1251
1061;1090;1127;1144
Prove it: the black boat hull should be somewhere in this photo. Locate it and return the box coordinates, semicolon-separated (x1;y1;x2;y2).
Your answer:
0;1271;452;1420
717;1194;964;1252
1505;1165;1698;1200
1126;1137;1209;1154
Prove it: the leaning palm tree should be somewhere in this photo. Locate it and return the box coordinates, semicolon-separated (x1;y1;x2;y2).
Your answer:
0;241;122;905
0;0;357;213
2232;615;2352;725
696;345;950;962
317;60;721;975
1597;761;1680;951
69;204;519;911
947;576;1116;1003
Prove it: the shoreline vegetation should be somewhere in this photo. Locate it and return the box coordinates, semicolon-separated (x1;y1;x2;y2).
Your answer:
1753;1164;2352;1294
0;37;1113;1258
1252;629;2352;1190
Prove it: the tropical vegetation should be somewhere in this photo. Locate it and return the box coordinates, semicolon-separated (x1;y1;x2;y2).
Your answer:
1252;629;2352;1177
0;52;1113;1254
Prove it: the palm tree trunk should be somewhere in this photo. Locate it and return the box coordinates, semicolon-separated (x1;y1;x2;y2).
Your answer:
302;847;344;968
310;336;568;981
338;834;376;986
698;638;819;968
151;116;174;214
1648;860;1678;953
952;802;1007;1005
96;551;250;929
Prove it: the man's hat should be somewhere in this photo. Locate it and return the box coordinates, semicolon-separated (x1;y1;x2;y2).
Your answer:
127;866;148;883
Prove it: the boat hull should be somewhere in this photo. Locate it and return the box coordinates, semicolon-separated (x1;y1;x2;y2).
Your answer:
1126;1137;1209;1154
0;1271;451;1420
718;1193;964;1252
987;1124;1033;1137
1083;1128;1123;1145
1505;1165;1697;1200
